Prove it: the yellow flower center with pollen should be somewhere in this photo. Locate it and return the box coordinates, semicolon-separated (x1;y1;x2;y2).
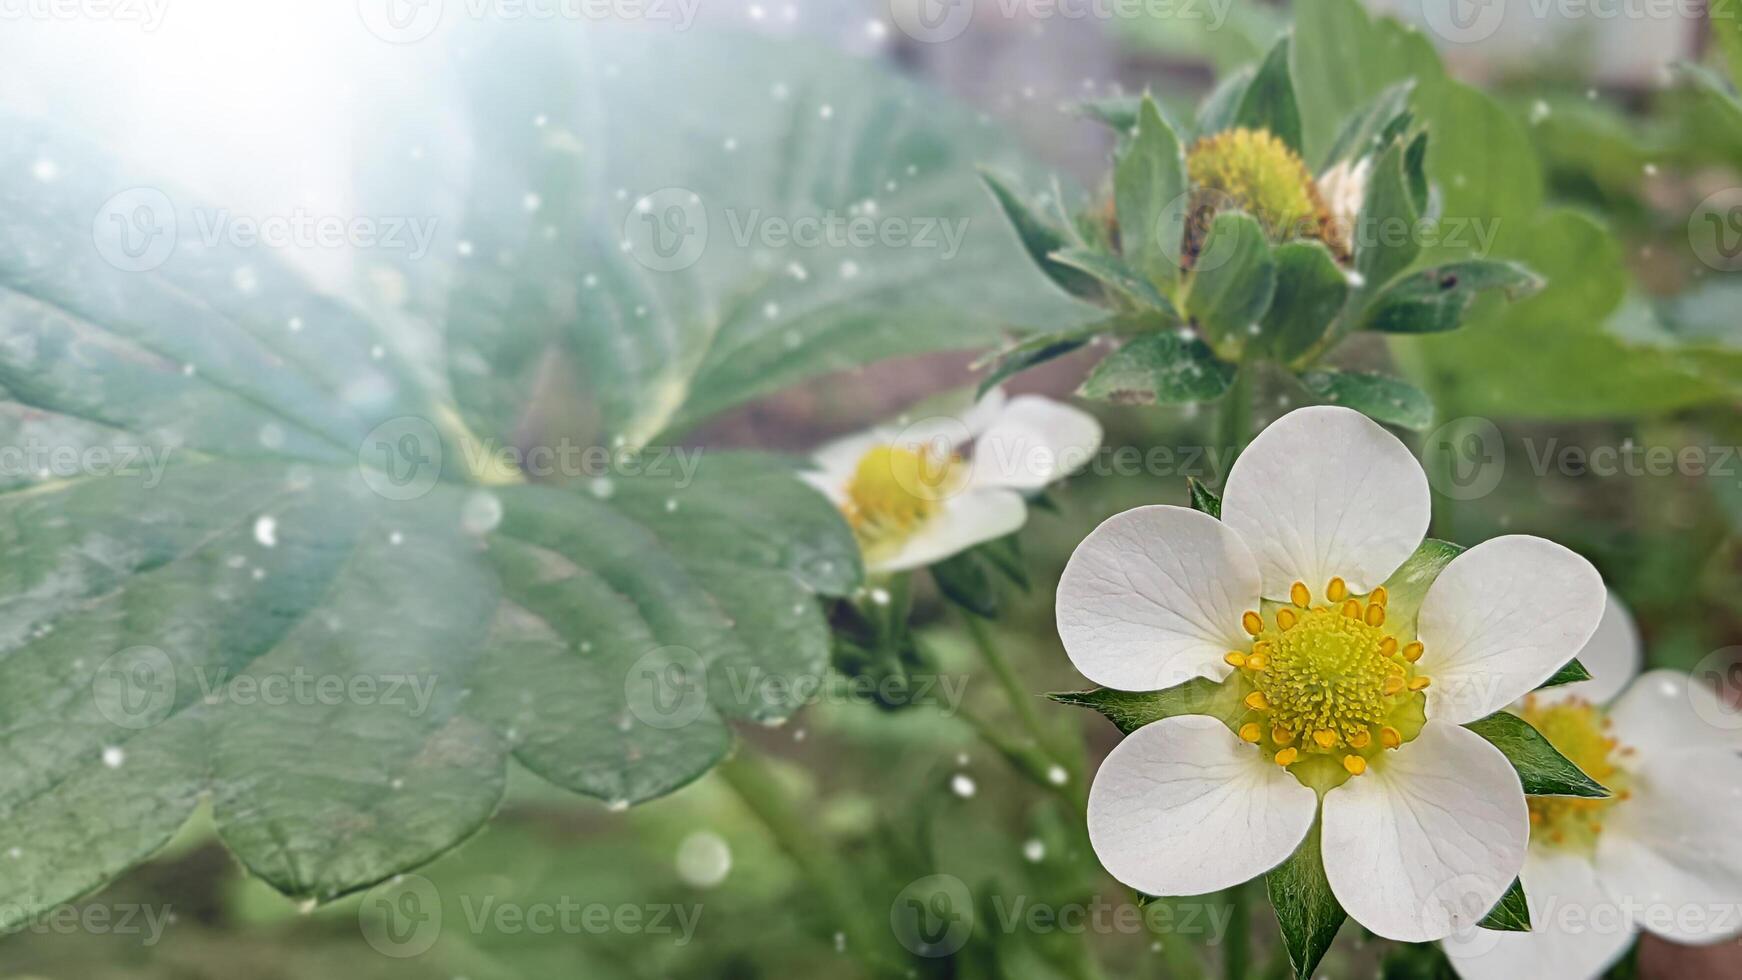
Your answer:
1227;578;1430;784
1184;127;1351;264
1518;695;1631;853
840;444;966;557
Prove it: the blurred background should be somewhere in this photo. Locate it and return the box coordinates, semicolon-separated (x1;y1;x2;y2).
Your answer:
1;0;1740;977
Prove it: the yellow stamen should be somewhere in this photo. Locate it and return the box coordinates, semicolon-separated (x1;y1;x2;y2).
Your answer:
1225;651;1248;668
1274;747;1298;766
1408;676;1431;691
1312;729;1337;749
1244;691;1269;711
1382;675;1405;696
1348;729;1371;749
1242;611;1263;636
1341;599;1361;618
1380;726;1402;749
1343;755;1367;775
1272;725;1296;745
1326;577;1348;602
1402;641;1424;663
1290;581;1310;608
1364;603;1385;628
1379;637;1398;657
1239;722;1262;743
1369;586;1388;607
1246;652;1270;671
1276;608;1298;630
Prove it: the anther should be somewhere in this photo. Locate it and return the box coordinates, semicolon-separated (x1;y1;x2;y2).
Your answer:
1225;651;1248;668
1239;722;1262;743
1364;603;1385;627
1277;608;1298;630
1402;641;1424;662
1341;599;1361;618
1272;725;1296;745
1348;730;1371;749
1290;581;1310;607
1369;586;1388;607
1242;611;1263;636
1244;691;1269;711
1343;755;1367;775
1312;729;1337;749
1246;653;1269;671
1379;637;1398;657
1383;675;1405;696
1380;726;1402;749
1409;676;1431;691
1274;747;1298;766
1327;577;1348;601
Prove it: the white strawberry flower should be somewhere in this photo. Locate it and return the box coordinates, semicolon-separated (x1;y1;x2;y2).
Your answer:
805;388;1102;574
1057;405;1607;942
1317;155;1372;247
1442;595;1742;979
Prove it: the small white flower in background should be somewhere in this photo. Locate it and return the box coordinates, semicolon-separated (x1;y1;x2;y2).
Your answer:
1442;595;1742;980
804;388;1102;574
1318;156;1371;246
1056;405;1607;942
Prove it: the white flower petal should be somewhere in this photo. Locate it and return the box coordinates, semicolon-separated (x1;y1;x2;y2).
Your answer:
1606;669;1742;760
1056;505;1261;691
1221;405;1430;600
898;387;1008;452
1529;591;1640;709
969;395;1103;491
1087;715;1317;897
1595;746;1742;943
1442;849;1634;980
810;429;886;485
870;488;1026;575
1415;536;1606;725
1321;720;1529;942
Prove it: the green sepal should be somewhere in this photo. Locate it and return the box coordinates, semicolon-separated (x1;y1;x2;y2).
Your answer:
1352;138;1421;304
1188;477;1223;518
1047;676;1236;735
1262;240;1350;364
1478;878;1531;932
1078;333;1234;405
1196;65;1256;138
1113;96;1187;289
974;326;1098;396
1266;817;1346;980
1538;658;1593;689
1320;80;1415;170
1363;260;1545;334
1186;211;1278;358
1375;538;1464;640
1465;711;1611;799
1050;248;1181;316
1297;369;1434;432
980;169;1102;301
1233;36;1303;153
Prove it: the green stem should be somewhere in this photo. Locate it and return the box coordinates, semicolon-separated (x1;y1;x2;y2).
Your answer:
961;610;1075;778
1223;882;1251;980
717;750;895;975
1217;361;1256;470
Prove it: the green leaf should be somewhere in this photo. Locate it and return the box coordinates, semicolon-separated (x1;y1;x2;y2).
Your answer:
1262;240;1350;363
1234;37;1303;153
1196;66;1257;138
1364;261;1545;334
1114;96;1188;289
1186;212;1278;357
1352;138;1422;302
1188;477;1223;518
974;325;1099;396
1478;878;1532;932
1465;712;1611;799
982;170;1104;302
1050;248;1181;316
1266;817;1346;980
1078;334;1234;405
933;537;1029;619
1539;658;1593;689
1291;0;1444;164
1047;677;1237;735
431;28;1093;447
1297;369;1434;432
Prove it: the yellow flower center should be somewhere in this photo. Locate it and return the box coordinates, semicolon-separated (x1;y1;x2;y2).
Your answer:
1228;578;1429;782
1184;127;1350;264
1518;696;1631;853
841;444;965;555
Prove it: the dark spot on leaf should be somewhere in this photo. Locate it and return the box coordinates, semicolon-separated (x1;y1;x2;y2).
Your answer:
1437;273;1459;290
